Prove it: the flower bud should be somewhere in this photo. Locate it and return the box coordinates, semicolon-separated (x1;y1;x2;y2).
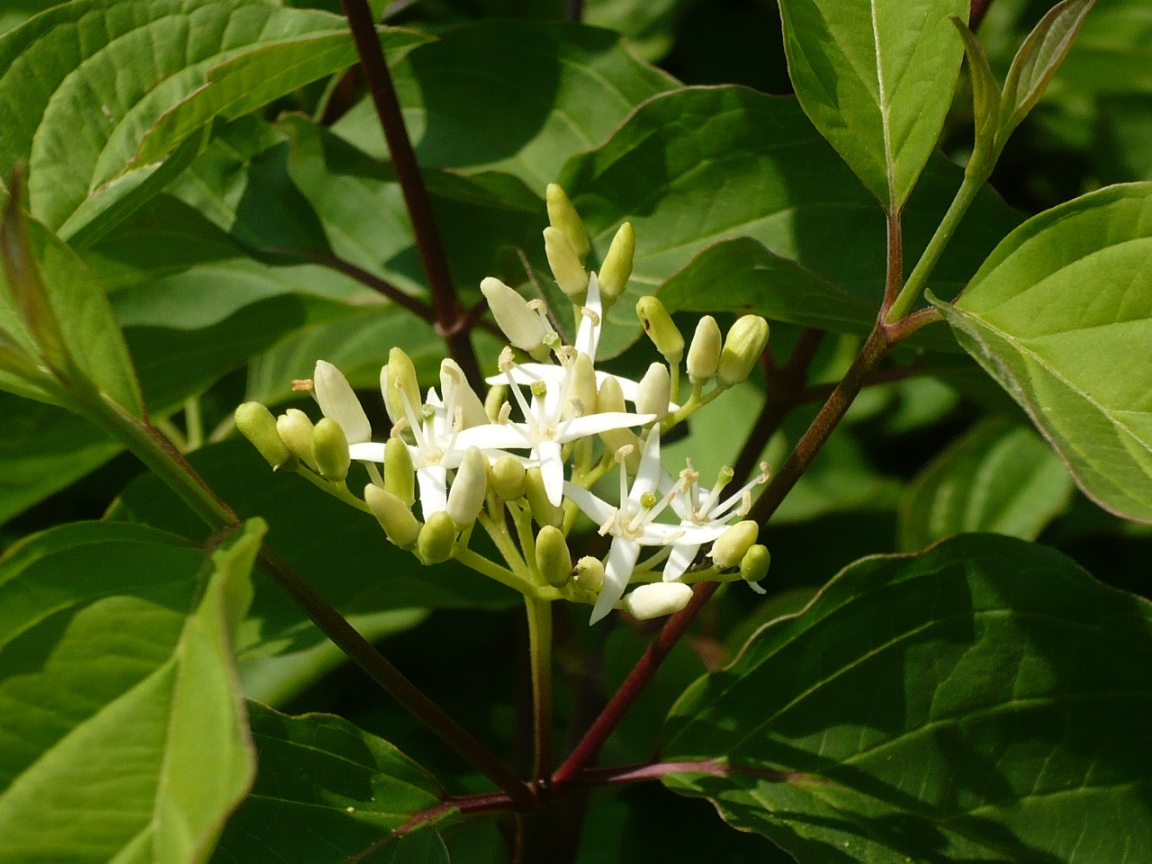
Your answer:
711;520;759;569
596;376;641;470
481;277;553;353
385;437;415;506
573;556;605;592
235;402;294;470
635;362;671;421
382;347;420;426
314;360;371;444
417;510;457;564
485;383;508;423
526;466;564;528
365;484;420;547
564;352;598;419
740;544;771;595
623;582;693;620
543;228;589;299
440;359;488;428
277;408;316;468
311;417;351;482
546;183;591;260
446;446;488;529
717;316;769;388
636;296;684;365
491;454;527;501
687;316;722;383
597;222;634;300
535;526;573;587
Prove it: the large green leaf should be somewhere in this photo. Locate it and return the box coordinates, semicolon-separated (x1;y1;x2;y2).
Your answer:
212;702;448;863
937;182;1152;523
777;0;968;208
332;19;678;189
0;519;262;864
898;416;1073;551
0;0;405;244
560;86;1019;355
663;533;1152;863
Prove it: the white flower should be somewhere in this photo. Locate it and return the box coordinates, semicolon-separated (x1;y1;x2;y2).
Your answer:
661;460;770;583
563;427;725;625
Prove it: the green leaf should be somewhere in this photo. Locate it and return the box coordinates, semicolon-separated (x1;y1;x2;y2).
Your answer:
1000;0;1096;137
332;19;677;189
937;182;1152;523
777;0;968;208
0;194;143;416
0;519;262;864
212;702;448;863
950;16;1002;177
0;0;367;243
898;416;1073;551
663;533;1152;863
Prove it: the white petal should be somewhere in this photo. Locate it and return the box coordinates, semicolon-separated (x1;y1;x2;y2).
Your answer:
563;481;615;526
538;439;565;507
558;411;655;442
416;465;448;518
575;272;603;359
663;543;700;582
455;423;535;450
314;360;372;444
628;426;663;505
348;442;386;462
639;522;725;546
623;582;693;620
590;538;639;625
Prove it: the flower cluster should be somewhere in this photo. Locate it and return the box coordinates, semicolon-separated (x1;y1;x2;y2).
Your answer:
236;185;772;624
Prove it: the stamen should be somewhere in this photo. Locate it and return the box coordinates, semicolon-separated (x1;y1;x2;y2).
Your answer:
291;378;314;393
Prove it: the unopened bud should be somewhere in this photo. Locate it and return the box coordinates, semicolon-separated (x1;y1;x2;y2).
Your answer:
311;417;351;482
535;526;573;587
546;183;591;260
597;374;626;413
564;352;598;419
314;360;371;444
543;228;589;299
440;359;488;428
623;582;693;620
491;455;527;501
485;384;508;423
635;363;671;420
597;222;634;300
417;510;457;564
717;316;769;388
235;403;294;470
636;296;683;364
596;376;640;469
365;484;420;547
573;556;605;592
687;316;722;383
446;447;488;528
526;466;564;528
711;520;759;569
740;544;771;594
481;277;553;353
383;347;420;425
277;408;316;468
385;437;415;506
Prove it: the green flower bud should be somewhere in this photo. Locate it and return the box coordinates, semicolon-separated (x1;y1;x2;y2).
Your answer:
446;446;488;529
277;408;316;469
546;183;591;261
385;437;415;506
535;526;573;587
636;296;684;365
382;347;420;426
686;316;722;383
365;484;420;547
596;376;640;470
526;466;564;528
235;402;294;470
314;360;371;444
711;520;759;569
543;228;589;299
564;352;598;419
622;582;693;620
573;556;605;592
740;544;771;595
635;362;671;421
597;374;626;413
491;454;527;501
417;510;457;564
485;383;508;423
481;276;554;353
311;417;351;482
597;222;634;300
717;315;770;388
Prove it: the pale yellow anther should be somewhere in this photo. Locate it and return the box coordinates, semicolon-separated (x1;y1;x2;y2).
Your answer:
614;444;635;465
